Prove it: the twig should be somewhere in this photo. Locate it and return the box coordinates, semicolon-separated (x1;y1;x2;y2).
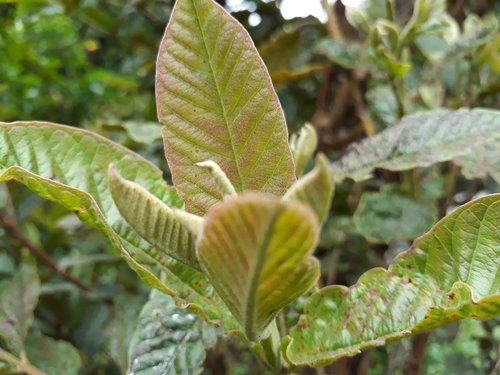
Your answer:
403;332;430;375
0;348;46;375
0;212;90;292
321;0;376;137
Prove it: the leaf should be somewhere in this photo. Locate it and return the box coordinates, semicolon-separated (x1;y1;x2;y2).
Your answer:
128;290;217;375
284;154;334;225
259;20;326;84
290;123;318;178
108;165;203;270
121;121;163;144
0;121;236;330
286;194;500;366
331;108;500;183
197;193;320;340
345;0;385;34
353;184;437;244
455;139;500;185
25;332;82;375
315;39;370;72
156;0;295;215
0;263;40;354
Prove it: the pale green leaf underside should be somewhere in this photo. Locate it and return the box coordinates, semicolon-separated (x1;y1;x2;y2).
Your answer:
284;154;334;225
290;123;318;178
331;108;500;182
197;193;320;340
156;0;295;215
108;165;202;269
286;194;500;366
0;122;237;330
128;290;217;375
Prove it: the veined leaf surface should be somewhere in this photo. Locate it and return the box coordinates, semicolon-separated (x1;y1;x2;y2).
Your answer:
0;121;236;330
128;290;217;375
197;193;320;340
156;0;295;215
332;108;500;182
284;154;334;225
108;165;202;270
286;194;500;366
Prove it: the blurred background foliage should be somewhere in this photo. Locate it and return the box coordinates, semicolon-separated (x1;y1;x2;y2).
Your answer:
0;0;499;374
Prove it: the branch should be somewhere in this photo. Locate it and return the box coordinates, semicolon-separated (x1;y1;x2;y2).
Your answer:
0;212;90;292
0;348;46;375
320;0;376;137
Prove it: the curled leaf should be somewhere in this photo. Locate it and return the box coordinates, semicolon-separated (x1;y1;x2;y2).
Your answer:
290;123;318;177
284;154;334;224
286;194;500;366
108;164;203;270
197;193;320;340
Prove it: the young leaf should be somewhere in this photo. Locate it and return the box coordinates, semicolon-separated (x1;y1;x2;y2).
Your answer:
290;123;318;178
284;154;334;225
0;263;40;354
128;290;217;375
25;333;82;375
286;194;500;366
0;122;235;329
197;193;320;340
332;108;500;182
108;165;203;270
156;0;295;215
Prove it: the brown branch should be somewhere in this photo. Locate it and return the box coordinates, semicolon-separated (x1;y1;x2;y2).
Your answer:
321;0;376;138
404;332;430;375
0;212;90;292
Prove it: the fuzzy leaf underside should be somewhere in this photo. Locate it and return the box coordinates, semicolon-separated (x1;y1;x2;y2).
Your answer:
156;0;295;215
0;121;237;330
332;108;500;182
128;290;217;375
197;193;320;340
284;154;334;225
108;166;202;269
286;194;500;367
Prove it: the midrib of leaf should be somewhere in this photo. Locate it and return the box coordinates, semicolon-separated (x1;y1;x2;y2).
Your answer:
244;209;281;340
191;0;244;191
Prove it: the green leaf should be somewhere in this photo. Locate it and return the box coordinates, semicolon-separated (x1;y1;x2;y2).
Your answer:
259;20;326;84
0;122;235;330
156;0;295;215
0;263;40;354
290;123;318;178
128;290;217;375
108;165;202;270
345;0;385;34
315;39;370;72
455;139;500;185
286;194;500;366
25;332;82;375
332;108;500;182
121;121;163;144
284;154;334;225
353;184;437;244
197;193;320;340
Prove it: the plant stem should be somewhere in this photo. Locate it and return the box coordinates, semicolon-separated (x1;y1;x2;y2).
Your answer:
0;212;90;292
251;320;283;373
320;0;376;138
403;332;430;375
0;348;46;375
